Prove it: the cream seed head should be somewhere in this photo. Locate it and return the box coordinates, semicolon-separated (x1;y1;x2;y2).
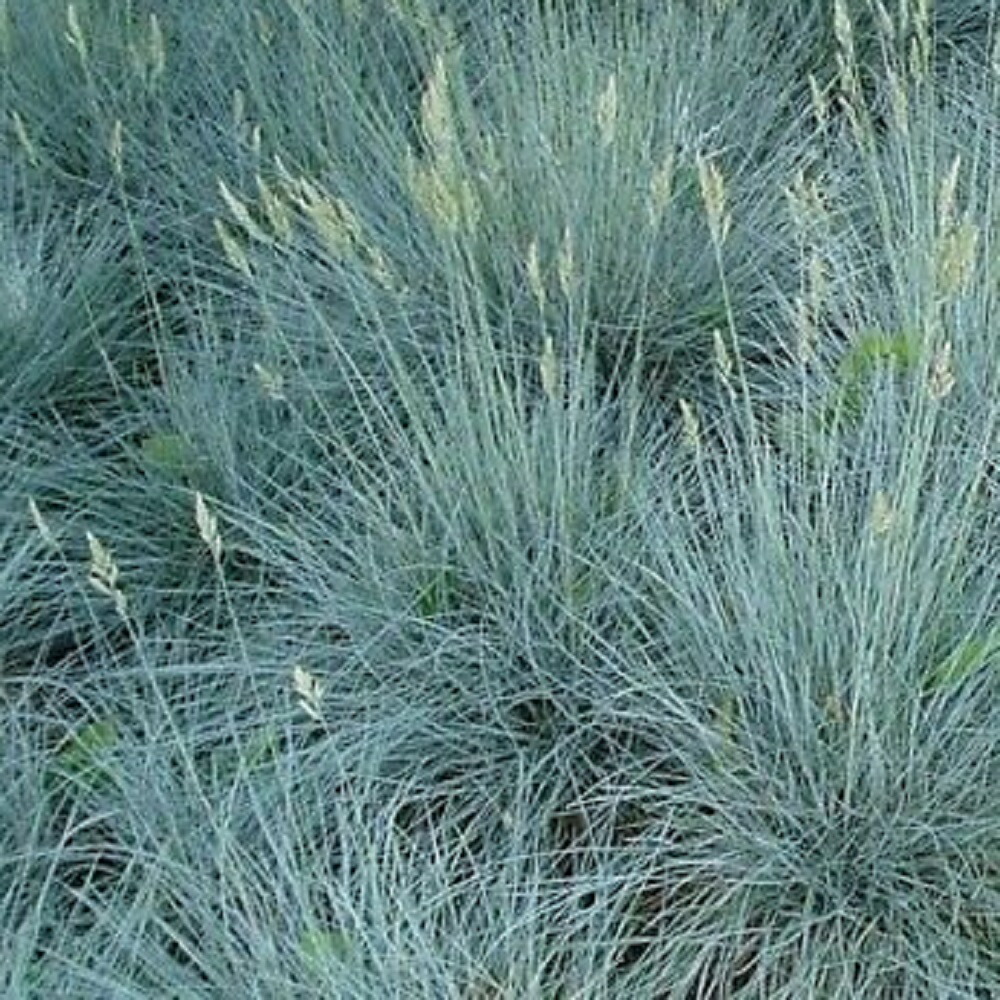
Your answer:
871;489;895;536
408;157;470;234
421;53;455;159
807;251;827;306
927;341;956;401
912;0;931;77
28;497;57;549
363;244;398;291
794;295;817;363
253;362;286;401
289;180;363;255
808;74;828;130
678;398;700;449
214;218;253;278
833;0;861;102
254;10;275;47
647;150;676;225
697;153;730;245
0;250;31;326
148;13;166;83
872;0;895;45
232;88;247;134
194;491;223;566
833;0;855;65
65;4;88;64
713;328;733;384
10;110;39;166
0;1;10;59
255;175;293;242
908;33;930;81
292;665;325;723
526;239;545;311
218;179;270;244
596;72;618;148
786;168;828;234
87;531;119;591
936;220;979;300
109;120;124;176
87;531;128;618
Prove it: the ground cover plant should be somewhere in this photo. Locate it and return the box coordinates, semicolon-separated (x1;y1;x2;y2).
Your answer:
1;0;998;996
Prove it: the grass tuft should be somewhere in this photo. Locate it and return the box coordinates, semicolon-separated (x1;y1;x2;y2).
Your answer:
1;1;998;996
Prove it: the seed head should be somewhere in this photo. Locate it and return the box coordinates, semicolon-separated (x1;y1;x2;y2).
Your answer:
871;489;894;536
713;328;733;384
289;179;364;255
808;74;828;129
254;10;275;47
927;341;956;401
421;53;455;158
596;73;618;148
556;225;575;300
65;4;88;64
253;362;286;401
786;168;829;234
0;1;10;59
697;153;730;245
10;110;39;166
87;531;128;618
936;220;978;300
28;497;56;549
794;295;816;362
255;175;293;242
407;156;473;233
194;491;223;566
292;666;325;723
872;0;895;45
214;219;253;278
526;239;545;311
232;88;247;134
219;178;270;244
833;0;855;64
148;13;165;82
678;398;700;449
647;150;675;225
109;120;124;176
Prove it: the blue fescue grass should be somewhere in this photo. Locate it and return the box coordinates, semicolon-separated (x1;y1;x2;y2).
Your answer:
1;1;998;996
207;0;814;415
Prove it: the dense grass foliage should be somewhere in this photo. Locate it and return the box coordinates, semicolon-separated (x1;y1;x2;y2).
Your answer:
2;1;998;996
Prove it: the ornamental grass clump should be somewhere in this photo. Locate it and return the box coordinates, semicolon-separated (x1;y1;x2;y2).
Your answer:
231;147;998;1000
0;183;149;424
15;669;627;996
190;0;813;457
0;684;94;998
242;298;662;718
568;389;999;996
1;1;998;996
3;2;193;203
391;0;810;402
761;1;1000;482
134;311;998;997
745;0;996;103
